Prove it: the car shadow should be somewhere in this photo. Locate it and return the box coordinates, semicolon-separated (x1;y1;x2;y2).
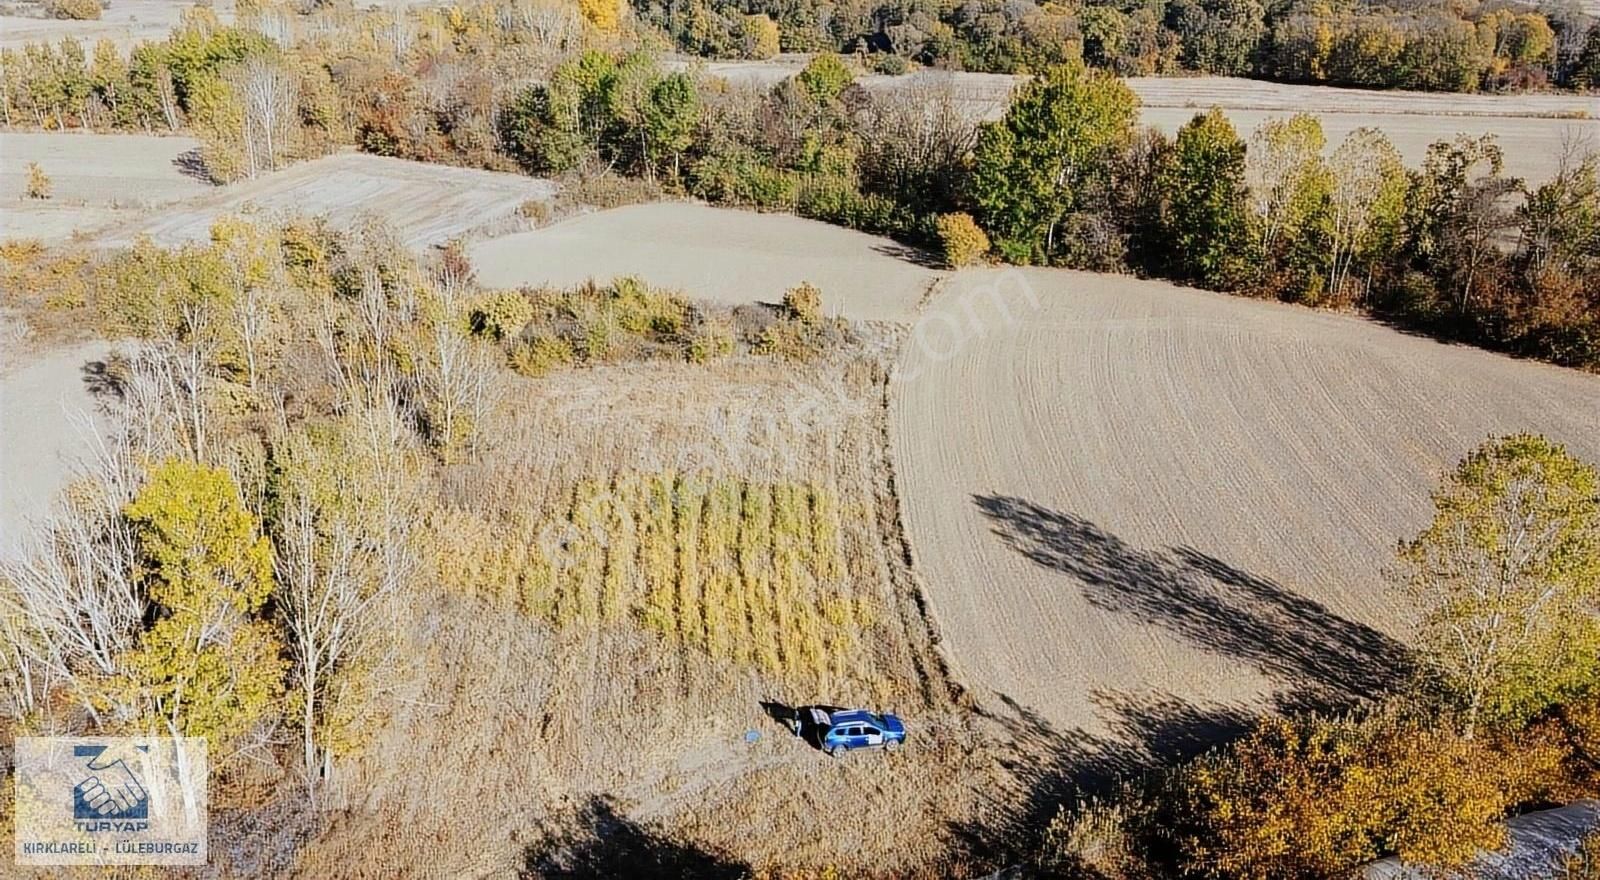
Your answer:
760;700;845;752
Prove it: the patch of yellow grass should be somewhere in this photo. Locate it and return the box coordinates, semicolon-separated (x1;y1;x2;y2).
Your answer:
430;472;867;686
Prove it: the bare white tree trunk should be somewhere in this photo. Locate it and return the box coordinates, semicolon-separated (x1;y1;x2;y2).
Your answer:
228;56;300;179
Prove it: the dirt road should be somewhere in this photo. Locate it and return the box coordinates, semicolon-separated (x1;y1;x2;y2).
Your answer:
470;202;935;321
890;267;1600;739
0;0;232;50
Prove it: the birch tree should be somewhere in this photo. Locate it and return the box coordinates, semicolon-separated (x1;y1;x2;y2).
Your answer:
1326;128;1407;299
1399;434;1600;738
228;55;299;178
272;399;421;801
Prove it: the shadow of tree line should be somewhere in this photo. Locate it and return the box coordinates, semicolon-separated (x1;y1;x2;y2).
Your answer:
522;795;749;879
973;494;1413;700
947;495;1417;865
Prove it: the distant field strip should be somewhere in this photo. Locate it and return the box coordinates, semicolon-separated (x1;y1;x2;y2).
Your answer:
97;152;554;249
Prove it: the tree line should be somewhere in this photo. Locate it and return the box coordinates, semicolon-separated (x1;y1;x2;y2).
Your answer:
635;0;1600;89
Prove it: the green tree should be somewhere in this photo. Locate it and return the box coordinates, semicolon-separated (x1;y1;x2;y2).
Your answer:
969;61;1139;263
795;53;853;104
119;460;286;745
644;72;699;183
737;13;781;60
1399;434;1600;737
1158;108;1254;289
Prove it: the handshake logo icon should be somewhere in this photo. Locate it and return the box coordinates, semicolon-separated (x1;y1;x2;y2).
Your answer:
72;743;150;823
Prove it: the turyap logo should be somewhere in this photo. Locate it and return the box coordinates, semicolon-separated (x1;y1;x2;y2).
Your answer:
72;743;150;825
13;736;208;866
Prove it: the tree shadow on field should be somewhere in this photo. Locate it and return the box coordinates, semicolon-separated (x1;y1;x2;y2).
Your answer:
950;689;1277;865
972;494;1414;701
522;795;748;879
81;358;127;401
872;240;944;269
172;148;213;184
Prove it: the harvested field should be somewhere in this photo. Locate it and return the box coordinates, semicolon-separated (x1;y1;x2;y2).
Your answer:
0;0;231;50
0;337;111;560
890;267;1600;742
1140;107;1597;185
98;152;555;250
1;131;208;242
470;202;936;321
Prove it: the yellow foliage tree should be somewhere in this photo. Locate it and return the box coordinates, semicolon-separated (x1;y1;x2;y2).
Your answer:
578;0;621;33
117;460;285;746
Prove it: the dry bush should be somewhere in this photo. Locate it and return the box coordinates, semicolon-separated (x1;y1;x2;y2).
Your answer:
556;170;664;211
1158;712;1526;878
782;281;824;323
1040;797;1142;879
935;212;989;268
44;0;100;19
24;163;52;200
509;335;576;376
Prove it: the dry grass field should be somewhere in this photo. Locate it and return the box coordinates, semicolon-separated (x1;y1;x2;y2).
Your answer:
0;131;208;242
470;202;936;321
96;152;556;250
891;267;1600;743
282;342;999;878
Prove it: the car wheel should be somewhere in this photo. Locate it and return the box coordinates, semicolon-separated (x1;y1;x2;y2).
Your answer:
826;746;837;757
884;739;900;753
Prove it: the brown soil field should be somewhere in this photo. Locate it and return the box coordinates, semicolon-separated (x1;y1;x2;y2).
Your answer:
1;131;208;242
890;267;1600;742
470;201;936;321
0;0;232;50
97;152;555;250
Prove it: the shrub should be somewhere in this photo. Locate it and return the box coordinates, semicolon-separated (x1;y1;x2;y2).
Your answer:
795;175;913;237
781;282;823;323
24;163;51;200
1039;798;1142;879
45;0;101;20
935;212;990;267
510;336;576;376
691;150;798;208
873;53;910;75
687;315;734;363
470;291;535;340
557;172;662;211
519;199;553;225
1161;713;1517;878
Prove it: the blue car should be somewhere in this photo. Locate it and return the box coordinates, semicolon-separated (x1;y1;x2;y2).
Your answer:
813;708;907;756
